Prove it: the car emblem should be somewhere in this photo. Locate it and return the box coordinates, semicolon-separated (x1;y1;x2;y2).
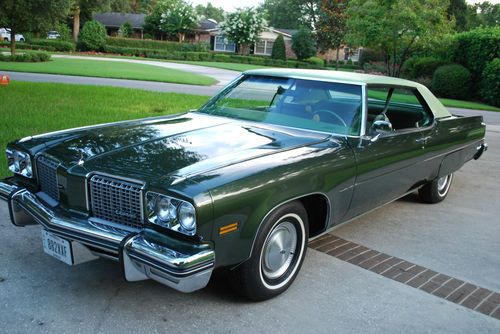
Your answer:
114;209;137;220
77;150;85;166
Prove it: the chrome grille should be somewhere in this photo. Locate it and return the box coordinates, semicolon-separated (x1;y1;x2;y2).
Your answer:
37;155;60;201
89;175;144;228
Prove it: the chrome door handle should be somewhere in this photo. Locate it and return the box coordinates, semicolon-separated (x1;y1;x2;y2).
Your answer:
415;136;431;143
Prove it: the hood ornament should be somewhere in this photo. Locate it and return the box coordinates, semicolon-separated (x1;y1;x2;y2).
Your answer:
77;150;85;166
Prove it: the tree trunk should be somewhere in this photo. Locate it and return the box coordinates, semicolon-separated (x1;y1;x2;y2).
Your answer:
10;28;16;55
335;48;340;70
178;33;185;43
72;6;80;42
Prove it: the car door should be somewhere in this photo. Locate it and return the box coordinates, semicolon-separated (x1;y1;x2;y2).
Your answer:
343;85;435;220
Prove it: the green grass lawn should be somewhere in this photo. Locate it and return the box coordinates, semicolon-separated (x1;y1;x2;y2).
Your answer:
0;57;217;85
437;98;500;112
180;61;269;71
0;82;209;177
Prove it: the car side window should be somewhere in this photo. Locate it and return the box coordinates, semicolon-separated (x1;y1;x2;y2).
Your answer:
367;86;433;132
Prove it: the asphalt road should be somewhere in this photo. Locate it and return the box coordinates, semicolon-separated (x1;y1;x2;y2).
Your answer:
1;56;240;96
0;124;499;333
0;71;223;96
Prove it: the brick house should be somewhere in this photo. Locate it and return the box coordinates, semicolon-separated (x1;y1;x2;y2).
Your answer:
210;27;297;58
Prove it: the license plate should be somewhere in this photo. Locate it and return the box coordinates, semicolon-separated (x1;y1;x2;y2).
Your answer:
42;230;73;265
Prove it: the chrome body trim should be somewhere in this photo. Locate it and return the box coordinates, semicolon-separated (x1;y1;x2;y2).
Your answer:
0;180;215;293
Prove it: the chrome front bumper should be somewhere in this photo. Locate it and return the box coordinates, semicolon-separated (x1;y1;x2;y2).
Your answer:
0;179;215;293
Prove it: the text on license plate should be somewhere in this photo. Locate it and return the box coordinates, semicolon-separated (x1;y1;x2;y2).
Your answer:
42;230;73;265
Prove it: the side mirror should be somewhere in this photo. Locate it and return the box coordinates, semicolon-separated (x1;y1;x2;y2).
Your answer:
368;120;393;143
371;120;393;133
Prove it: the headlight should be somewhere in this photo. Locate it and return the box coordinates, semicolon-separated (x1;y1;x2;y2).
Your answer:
146;192;197;236
6;148;33;178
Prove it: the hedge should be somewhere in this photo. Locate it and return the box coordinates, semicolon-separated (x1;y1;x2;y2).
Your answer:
0;42;55;52
480;58;500;107
101;44;325;69
28;38;75;52
432;64;472;100
105;37;209;52
0;51;51;62
452;26;500;88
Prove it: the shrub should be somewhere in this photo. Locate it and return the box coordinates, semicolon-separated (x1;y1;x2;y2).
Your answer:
214;54;231;62
249;57;266;65
271;34;286;60
79;20;107;51
29;38;76;52
119;22;133;38
305;57;325;67
292;28;316;60
55;23;72;41
402;56;448;79
359;48;384;69
0;42;56;51
480;58;500;107
0;51;51;62
452;26;500;84
431;64;472;100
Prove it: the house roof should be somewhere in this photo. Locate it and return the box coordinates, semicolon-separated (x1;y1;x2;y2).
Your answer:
196;18;218;32
243;69;451;118
272;28;298;37
93;12;145;29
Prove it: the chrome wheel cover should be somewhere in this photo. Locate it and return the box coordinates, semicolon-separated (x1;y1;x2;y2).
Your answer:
261;221;297;280
437;174;452;196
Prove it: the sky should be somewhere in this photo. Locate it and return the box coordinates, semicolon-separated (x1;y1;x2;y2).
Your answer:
189;0;499;12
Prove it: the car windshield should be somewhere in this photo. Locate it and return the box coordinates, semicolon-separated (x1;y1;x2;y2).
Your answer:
198;75;363;135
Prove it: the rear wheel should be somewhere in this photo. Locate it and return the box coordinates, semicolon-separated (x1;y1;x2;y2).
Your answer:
418;173;453;203
230;201;308;301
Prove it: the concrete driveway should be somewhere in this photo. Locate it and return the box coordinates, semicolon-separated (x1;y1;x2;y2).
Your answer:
1;116;499;333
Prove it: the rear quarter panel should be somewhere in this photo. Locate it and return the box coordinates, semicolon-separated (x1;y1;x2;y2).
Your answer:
423;115;486;180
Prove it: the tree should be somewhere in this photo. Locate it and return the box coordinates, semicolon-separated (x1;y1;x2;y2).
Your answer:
261;0;302;29
347;0;452;77
271;34;286;60
144;0;197;42
292;28;317;60
317;0;349;69
195;2;225;22
220;8;265;55
70;0;105;42
467;2;500;29
0;0;70;54
448;0;468;31
299;0;321;29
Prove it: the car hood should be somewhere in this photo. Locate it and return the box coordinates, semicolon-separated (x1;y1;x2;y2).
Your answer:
42;113;329;185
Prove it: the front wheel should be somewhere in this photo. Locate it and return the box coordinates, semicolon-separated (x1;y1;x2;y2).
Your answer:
419;173;453;203
230;201;309;301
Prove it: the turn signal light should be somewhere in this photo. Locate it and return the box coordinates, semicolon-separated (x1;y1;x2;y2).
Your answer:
219;222;239;236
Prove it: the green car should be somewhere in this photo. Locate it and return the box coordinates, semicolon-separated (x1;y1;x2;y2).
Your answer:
0;69;487;301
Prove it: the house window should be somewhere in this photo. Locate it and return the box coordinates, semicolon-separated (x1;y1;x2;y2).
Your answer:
214;36;236;52
254;40;274;56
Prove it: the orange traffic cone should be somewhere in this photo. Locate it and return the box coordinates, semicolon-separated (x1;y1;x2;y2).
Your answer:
0;74;9;86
